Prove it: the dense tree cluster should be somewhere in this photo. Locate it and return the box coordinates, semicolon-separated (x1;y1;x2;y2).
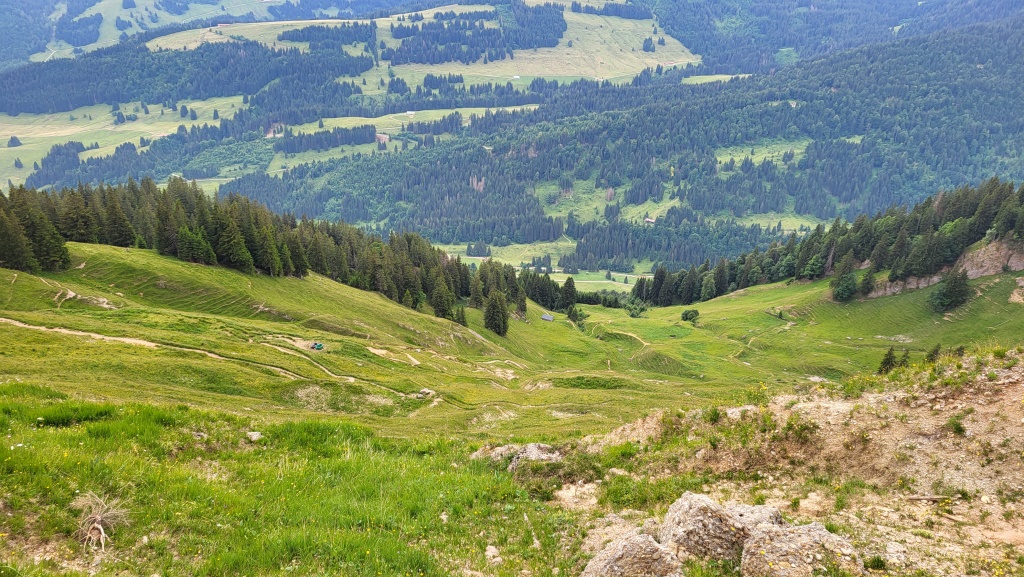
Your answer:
55;13;103;47
465;241;491;257
0;187;71;273
380;2;565;65
0;2;51;70
157;0;218;16
225;140;565;246
570;1;651;20
277;22;377;50
646;0;1024;74
0;40;371;114
274;125;377;154
0;179;499;327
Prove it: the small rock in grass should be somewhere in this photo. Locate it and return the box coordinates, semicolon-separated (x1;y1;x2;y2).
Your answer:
245;431;263;442
485;545;502;565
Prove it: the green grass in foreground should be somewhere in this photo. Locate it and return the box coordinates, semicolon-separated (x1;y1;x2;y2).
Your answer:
0;384;583;576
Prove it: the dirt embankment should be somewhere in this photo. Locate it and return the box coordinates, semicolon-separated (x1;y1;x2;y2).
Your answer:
569;348;1024;576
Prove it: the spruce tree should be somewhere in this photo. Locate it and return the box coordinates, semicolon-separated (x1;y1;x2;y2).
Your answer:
59;191;98;243
286;232;309;277
255;226;283;276
454;306;468;327
104;194;136;247
216;219;255;274
858;264;876;295
829;251;857;302
430;279;453;319
925;343;942;363
897;349;910;368
0;208;39;272
878;347;897;374
484;291;509;336
713;258;729;296
929;267;970;311
560;276;577;311
305;233;330;276
700;274;716;301
279;240;294;276
469;274;484;308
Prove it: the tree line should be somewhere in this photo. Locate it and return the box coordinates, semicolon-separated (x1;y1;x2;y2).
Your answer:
0;178;533;337
570;1;651;20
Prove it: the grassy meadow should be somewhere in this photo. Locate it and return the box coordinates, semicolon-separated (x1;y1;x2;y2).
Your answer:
0;97;245;185
3;243;1024;574
3;243;1024;437
29;0;282;63
147;3;697;90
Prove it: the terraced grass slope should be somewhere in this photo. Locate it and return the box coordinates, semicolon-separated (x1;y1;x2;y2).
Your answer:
3;242;1024;440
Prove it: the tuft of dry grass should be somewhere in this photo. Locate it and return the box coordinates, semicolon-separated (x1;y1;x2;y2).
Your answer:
71;492;129;551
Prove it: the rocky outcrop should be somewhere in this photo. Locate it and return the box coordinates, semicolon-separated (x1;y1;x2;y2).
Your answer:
469;443;563;471
659;492;748;561
741;523;865;577
580;532;682;577
868;239;1024;299
580;495;864;577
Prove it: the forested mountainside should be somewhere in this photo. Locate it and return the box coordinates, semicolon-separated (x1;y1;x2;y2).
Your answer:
4;2;1024;273
649;0;1024;73
0;0;430;72
5;177;1022;323
221;17;1024;267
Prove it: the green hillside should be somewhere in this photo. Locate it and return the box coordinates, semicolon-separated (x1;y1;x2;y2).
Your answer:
4;242;1024;438
3;241;1024;575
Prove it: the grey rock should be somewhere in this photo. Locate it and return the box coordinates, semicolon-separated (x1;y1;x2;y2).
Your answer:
725;504;788;532
469;443;563;471
660;492;748;561
741;523;865;577
581;533;682;577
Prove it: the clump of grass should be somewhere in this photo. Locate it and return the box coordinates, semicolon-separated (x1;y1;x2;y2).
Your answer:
945;415;966;435
552;376;630;390
782;413;819;443
704;405;722;425
72;492;129;551
745;383;770;406
864;555;887;570
910;529;933;539
600;473;709;509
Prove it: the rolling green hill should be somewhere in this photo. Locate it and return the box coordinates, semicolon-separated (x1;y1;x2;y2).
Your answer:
4;241;1024;438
